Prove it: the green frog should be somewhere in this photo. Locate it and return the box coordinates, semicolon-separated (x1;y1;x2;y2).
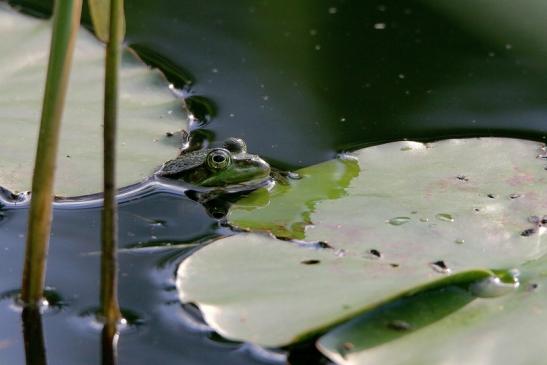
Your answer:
157;137;271;189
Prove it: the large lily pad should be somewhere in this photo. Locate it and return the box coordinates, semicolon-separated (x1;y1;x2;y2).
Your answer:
177;138;547;347
0;5;186;196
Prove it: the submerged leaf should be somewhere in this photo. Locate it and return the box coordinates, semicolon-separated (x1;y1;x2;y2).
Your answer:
0;5;185;196
317;260;547;365
177;138;547;347
229;158;359;239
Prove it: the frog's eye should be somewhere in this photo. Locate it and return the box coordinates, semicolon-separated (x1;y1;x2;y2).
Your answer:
207;148;232;170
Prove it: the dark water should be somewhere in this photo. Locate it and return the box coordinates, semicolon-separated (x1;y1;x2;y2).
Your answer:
10;0;547;169
0;182;286;365
1;0;547;364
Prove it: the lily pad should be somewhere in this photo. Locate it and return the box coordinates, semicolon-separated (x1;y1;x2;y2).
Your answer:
317;259;547;365
0;5;186;196
177;138;547;347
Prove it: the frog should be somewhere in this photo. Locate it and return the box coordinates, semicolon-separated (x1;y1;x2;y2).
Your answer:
156;137;271;190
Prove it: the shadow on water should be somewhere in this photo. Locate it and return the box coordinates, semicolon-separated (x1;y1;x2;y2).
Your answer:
22;308;47;365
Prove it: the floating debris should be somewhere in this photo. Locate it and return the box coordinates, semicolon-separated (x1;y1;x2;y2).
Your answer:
301;259;320;265
521;228;537;237
487;193;497;199
368;249;382;258
456;175;469;182
430;260;450;274
317;241;333;249
509;193;521;199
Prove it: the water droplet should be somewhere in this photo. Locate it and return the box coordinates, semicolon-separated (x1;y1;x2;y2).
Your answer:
301;259;320;265
388;217;411;225
505;44;513;50
328;6;338;14
509;193;521;199
487;193;497;199
454;239;465;244
314;44;321;51
340;117;346;122
374;22;386;30
387;320;412;331
335;249;347;257
390;263;400;268
398;73;405;79
470;275;519;298
435;213;454;222
430;260;450;274
309;29;318;36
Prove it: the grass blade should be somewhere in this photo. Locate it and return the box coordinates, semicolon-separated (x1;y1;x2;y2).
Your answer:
21;0;83;307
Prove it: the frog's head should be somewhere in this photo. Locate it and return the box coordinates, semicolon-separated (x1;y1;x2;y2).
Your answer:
158;138;271;189
198;146;271;187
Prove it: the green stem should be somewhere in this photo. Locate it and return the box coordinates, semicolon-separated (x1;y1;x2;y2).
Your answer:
101;0;124;325
21;0;83;307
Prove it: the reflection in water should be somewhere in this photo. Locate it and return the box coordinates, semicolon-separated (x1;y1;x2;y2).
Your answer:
22;307;47;365
0;180;284;365
101;323;118;365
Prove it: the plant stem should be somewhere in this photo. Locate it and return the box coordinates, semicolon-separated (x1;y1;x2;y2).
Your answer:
101;0;124;325
21;0;83;307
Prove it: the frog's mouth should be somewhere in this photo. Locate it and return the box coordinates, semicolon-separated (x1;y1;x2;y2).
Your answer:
200;157;271;188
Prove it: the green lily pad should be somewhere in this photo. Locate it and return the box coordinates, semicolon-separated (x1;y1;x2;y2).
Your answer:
317;259;547;365
0;5;186;196
177;138;546;347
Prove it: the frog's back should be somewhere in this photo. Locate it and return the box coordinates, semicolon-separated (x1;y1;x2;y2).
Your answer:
158;150;206;176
